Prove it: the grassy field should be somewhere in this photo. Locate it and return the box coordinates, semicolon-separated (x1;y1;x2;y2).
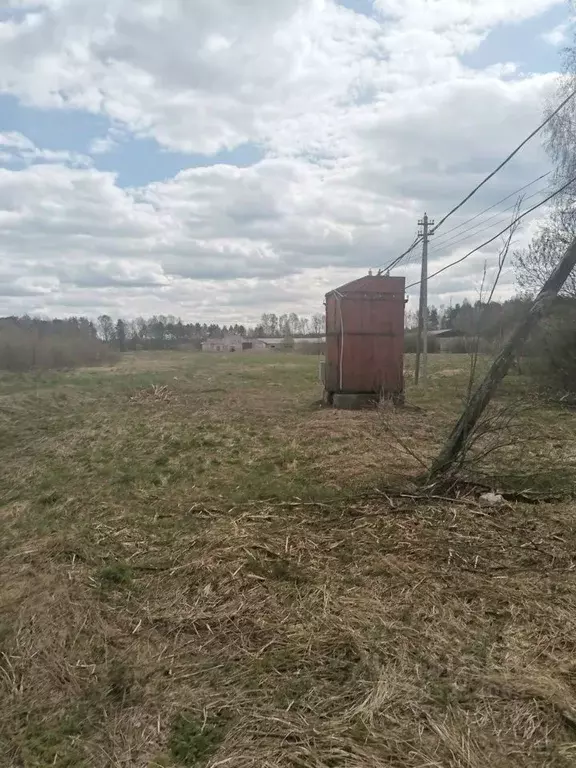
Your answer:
1;351;576;767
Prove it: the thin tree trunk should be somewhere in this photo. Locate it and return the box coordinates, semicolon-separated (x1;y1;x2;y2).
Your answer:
429;237;576;480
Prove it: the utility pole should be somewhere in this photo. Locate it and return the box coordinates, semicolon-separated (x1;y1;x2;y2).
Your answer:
415;213;434;385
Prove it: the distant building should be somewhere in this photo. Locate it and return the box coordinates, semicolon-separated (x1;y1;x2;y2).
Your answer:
293;336;326;345
254;337;294;350
428;329;465;339
201;335;247;352
428;328;467;352
201;335;298;352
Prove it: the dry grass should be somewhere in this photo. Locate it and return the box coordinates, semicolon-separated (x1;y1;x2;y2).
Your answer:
1;352;576;767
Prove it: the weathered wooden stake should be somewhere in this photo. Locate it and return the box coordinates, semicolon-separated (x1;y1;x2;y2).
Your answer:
429;236;576;481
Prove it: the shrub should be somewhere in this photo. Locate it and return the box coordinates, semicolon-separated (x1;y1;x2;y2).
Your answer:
442;337;470;354
522;303;576;396
404;333;440;354
295;341;325;355
0;319;119;372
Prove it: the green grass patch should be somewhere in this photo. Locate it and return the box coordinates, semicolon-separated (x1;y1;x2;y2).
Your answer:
98;562;133;589
168;712;226;766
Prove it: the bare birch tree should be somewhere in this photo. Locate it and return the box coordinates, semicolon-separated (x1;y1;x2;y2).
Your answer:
514;25;576;294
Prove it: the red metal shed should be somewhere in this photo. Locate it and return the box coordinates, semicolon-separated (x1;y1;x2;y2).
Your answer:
324;274;405;398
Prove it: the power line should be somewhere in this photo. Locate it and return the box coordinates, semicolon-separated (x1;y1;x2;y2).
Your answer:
382;176;551;272
406;173;576;290
384;173;550;274
404;242;422;267
432;87;576;233
380;171;550;274
430;171;551;246
383;178;547;273
379;234;422;274
378;86;575;275
381;170;551;274
427;182;550;256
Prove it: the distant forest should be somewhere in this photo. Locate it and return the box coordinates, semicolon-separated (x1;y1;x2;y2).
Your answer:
1;296;573;373
86;311;326;350
0;311;325;351
0;312;325;371
406;297;536;341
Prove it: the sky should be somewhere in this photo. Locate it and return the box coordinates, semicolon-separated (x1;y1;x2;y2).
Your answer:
0;0;574;324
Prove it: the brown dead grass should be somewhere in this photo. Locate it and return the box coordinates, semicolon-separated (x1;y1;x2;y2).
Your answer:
2;498;576;767
1;352;576;767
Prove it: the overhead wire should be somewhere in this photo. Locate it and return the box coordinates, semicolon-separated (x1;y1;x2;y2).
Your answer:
432;87;576;233
404;232;423;265
379;171;549;275
380;234;422;274
430;171;551;247
379;172;552;274
405;173;576;290
383;177;549;276
427;182;551;256
403;244;422;267
390;189;545;276
377;87;576;276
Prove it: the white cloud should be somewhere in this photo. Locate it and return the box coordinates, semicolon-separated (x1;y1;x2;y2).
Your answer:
0;0;569;320
0;0;562;155
89;136;118;155
0;131;35;151
542;20;573;46
0;130;91;167
374;0;564;28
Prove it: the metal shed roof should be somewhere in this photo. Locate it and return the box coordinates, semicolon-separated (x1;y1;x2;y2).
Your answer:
327;274;405;295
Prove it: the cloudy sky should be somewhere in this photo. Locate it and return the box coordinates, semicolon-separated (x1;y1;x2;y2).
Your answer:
0;0;573;323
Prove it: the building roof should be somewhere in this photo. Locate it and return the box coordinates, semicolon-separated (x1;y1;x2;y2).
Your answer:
204;334;245;342
428;328;466;338
328;273;405;296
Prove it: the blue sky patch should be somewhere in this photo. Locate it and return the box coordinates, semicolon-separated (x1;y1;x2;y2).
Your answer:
0;7;37;22
93;139;265;187
1;94;109;154
338;0;375;17
463;5;570;74
1;93;265;185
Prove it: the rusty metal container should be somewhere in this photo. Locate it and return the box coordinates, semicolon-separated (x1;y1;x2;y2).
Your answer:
324;274;405;398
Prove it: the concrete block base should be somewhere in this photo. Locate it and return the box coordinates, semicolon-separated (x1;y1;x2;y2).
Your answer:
332;393;379;410
325;391;405;409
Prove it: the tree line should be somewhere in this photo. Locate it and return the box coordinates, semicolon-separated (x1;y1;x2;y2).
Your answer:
95;312;325;351
0;311;327;371
0;315;118;372
406;297;536;341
